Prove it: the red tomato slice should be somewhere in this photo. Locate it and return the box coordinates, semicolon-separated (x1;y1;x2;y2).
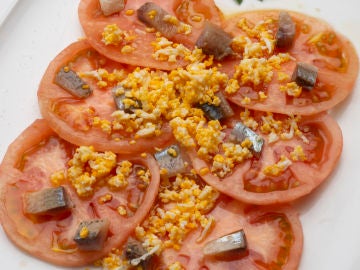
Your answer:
37;40;173;154
0;119;160;266
78;0;223;70
160;196;303;269
221;10;359;115
189;111;342;205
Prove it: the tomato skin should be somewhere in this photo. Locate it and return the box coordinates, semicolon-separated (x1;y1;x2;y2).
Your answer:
0;119;160;266
38;40;174;154
189;112;342;205
78;0;224;70
222;10;359;115
159;196;303;270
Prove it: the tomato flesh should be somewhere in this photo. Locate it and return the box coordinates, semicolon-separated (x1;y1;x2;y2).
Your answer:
0;120;160;266
222;10;359;115
158;197;303;270
38;40;174;154
189;111;342;204
250;212;294;269
78;0;224;70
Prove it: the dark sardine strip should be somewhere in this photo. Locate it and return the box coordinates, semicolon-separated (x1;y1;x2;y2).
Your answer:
198;103;223;120
24;186;70;215
99;0;125;16
55;67;92;98
199;92;234;120
203;229;247;256
124;238;152;268
137;2;178;39
217;92;234;118
73;219;109;251
230;122;264;158
154;145;187;177
112;86;142;113
276;11;296;48
291;62;318;90
196;22;234;61
125;239;147;260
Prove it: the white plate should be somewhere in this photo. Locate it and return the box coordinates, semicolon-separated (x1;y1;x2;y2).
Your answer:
0;0;359;269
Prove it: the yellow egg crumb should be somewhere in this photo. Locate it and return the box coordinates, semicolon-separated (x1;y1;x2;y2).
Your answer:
54;146;136;197
147;9;157;19
50;170;65;186
102;24;136;48
191;15;202;22
280;82;302;97
125;9;134;16
167;147;178;157
135;175;219;253
151;37;191;62
224;78;240;94
117;206;127;216
121;45;135;54
290;145;307;161
241;96;251;105
168;261;185;270
97;80;108;88
263;155;292;176
98;193;113;204
236;17;275;54
211;142;252;177
199;167;210;176
102;24;124;45
79;226;89;239
108;160;132;189
278;71;290;82
259;91;267;101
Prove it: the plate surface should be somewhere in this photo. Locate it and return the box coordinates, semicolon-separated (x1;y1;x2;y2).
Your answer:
0;0;359;269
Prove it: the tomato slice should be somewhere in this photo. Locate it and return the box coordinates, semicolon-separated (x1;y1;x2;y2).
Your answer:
159;196;303;270
37;40;173;154
78;0;224;70
221;10;359;115
0;119;160;266
189;111;342;204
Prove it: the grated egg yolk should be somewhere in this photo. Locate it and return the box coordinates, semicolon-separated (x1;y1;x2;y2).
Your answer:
290;145;307;161
135;174;219;252
263;155;292;176
51;146;135;197
280;82;302;97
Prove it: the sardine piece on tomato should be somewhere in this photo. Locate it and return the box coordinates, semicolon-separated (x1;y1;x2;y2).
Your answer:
221;10;359;115
78;0;224;70
37;40;173;154
188;111;342;205
0;119;160;267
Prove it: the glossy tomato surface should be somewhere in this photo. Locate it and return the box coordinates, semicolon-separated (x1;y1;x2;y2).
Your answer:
1;0;360;269
189;111;343;205
78;0;224;70
0;119;160;266
221;10;359;115
38;40;173;154
159;196;303;270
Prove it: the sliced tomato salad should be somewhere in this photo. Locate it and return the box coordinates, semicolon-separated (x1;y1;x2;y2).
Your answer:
78;0;224;70
38;40;173;154
2;1;358;269
0;119;160;266
160;196;303;270
189;111;342;205
221;10;359;115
